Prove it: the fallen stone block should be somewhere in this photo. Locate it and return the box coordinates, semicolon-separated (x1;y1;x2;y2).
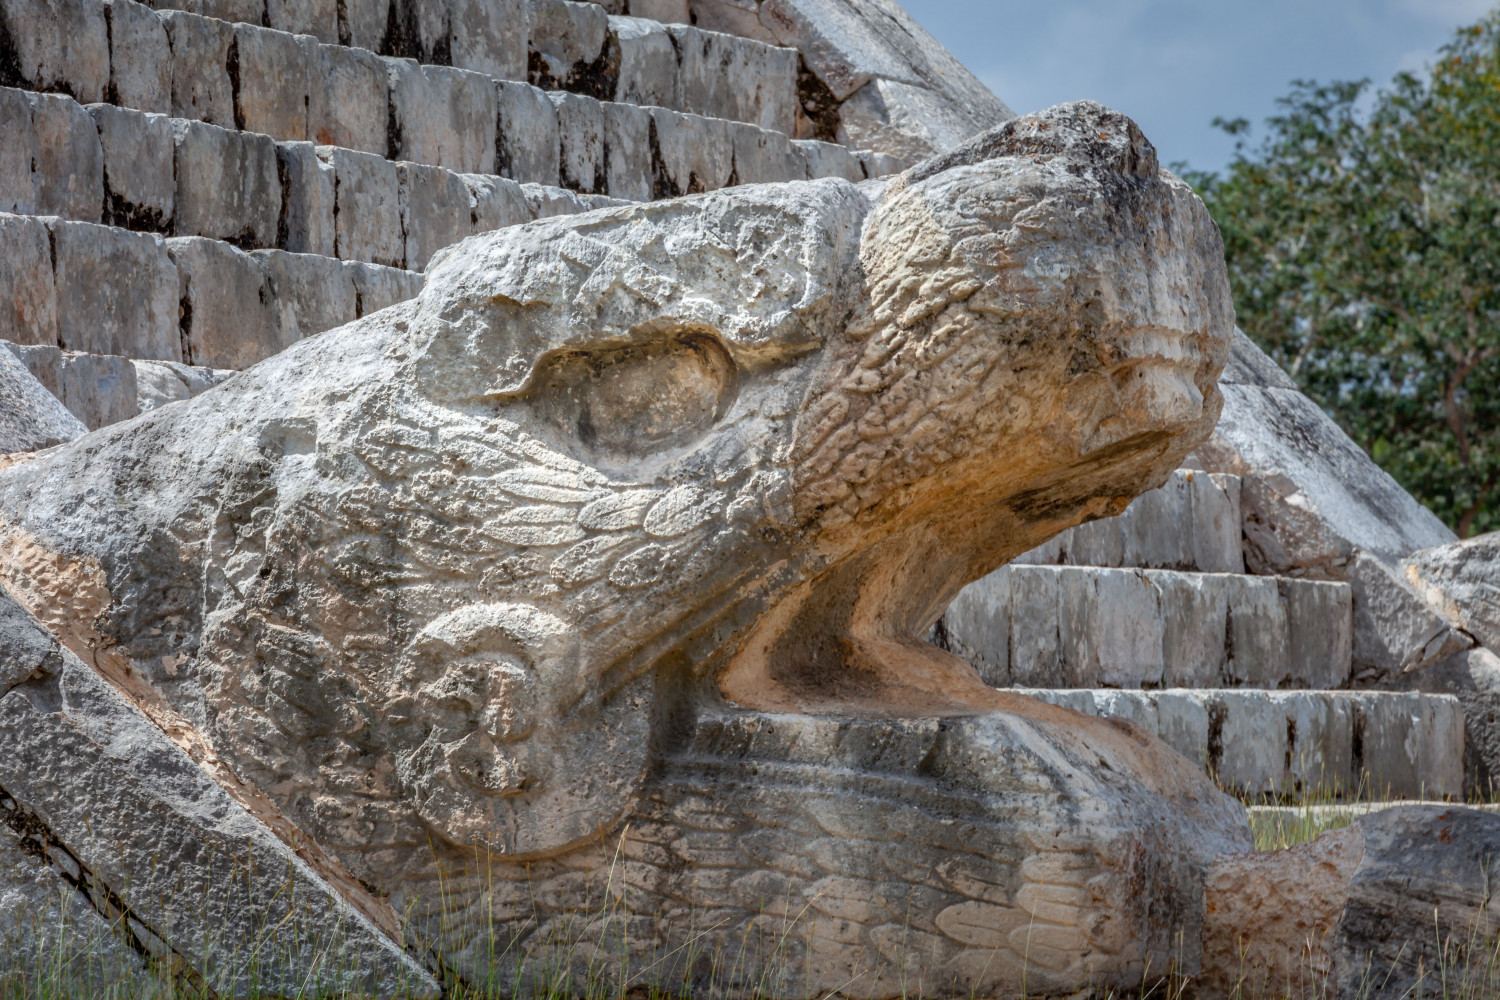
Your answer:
386;58;497;174
255;249;358;343
167;236;281;369
838;76;994;166
601;100;651;200
48;219;178;360
275;141;335;256
266;0;337;42
0;215;55;347
4;343;139;429
1202;806;1500;1000
102;0;171;113
496;79;560;185
447;0;526;81
462;173;529;234
309;42;388;155
0;591;441;997
729;120;806;185
0;0;109;103
132;357;231;413
667;23;797;133
89;103;174;231
609;15;678;109
316;145;402;267
649;106;732;194
1404;531;1500;651
795;138;863;182
551;91;605;194
172;118;280;247
0;88;36;214
527;0;608;89
346;258;423;316
397;162;474;271
0;346;85;453
27;92;103;221
161;10;236;129
233;22;316;141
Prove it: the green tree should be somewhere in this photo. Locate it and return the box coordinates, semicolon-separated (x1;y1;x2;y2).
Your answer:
1192;11;1500;536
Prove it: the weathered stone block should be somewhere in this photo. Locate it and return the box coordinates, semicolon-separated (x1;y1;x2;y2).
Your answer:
233;22;316;141
47;219;177;359
520;180;587;218
88;103;174;230
1008;564;1059;687
496;79;560;185
628;0;685;19
172;118;280;247
266;0;337;42
338;0;388;50
167;235;280;369
608;15;678;108
0;88;37;214
463;173;529;234
1190;471;1244;573
729;120;805;185
346;258;423;316
527;0;607;85
0;593;441;997
448;0;526;81
151;0;263;23
276;141;335;256
667;23;797;133
856;149;906;179
0;214;55;347
795;138;862;182
0;0;109;102
316;145;401;266
1282;577;1353;690
601;100;651;201
27;91;103;221
397;161;473;271
309;42;388;155
103;0;171;113
161;10;236;128
0;336;87;453
649;106;731;193
6;343;139;429
254;248;357;343
1355;691;1465;800
133;357;230;412
551;90;604;194
386;58;497;174
1159;571;1229;687
1223;575;1290;688
1152;691;1212;766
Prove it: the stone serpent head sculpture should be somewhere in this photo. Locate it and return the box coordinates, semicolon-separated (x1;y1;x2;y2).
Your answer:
0;102;1245;994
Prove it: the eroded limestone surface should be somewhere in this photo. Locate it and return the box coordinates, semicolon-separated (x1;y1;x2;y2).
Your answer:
0;102;1245;996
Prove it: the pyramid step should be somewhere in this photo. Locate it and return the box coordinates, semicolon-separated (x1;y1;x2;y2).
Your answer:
4;342;231;431
1018;688;1465;802
938;565;1354;691
5;0;813;136
0;212;425;368
1015;469;1245;574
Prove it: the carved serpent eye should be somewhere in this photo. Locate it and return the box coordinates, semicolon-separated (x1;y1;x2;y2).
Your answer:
529;332;738;458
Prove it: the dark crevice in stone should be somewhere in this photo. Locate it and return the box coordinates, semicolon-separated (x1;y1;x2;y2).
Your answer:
797;54;841;143
178;290;195;366
647;116;676;199
1206;697;1227;781
226;35;246;133
0;7;23;89
275;152;291;249
335;0;351;47
528;38;620;103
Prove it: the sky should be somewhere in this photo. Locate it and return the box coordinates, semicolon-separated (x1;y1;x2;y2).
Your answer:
900;0;1497;174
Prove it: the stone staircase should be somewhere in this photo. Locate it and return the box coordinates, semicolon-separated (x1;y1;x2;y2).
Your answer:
934;469;1470;802
0;0;900;425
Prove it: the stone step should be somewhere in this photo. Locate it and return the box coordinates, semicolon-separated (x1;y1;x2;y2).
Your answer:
0;212;425;367
0;85;637;271
4;342;230;430
1015;469;1245;574
937;565;1354;691
0;0;825;141
0;6;894;199
1017;688;1466;802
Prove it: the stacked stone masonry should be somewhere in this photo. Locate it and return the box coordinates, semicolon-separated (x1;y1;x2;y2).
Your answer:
1020;689;1465;802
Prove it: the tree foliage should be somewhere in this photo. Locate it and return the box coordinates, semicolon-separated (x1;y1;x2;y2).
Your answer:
1191;12;1500;536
